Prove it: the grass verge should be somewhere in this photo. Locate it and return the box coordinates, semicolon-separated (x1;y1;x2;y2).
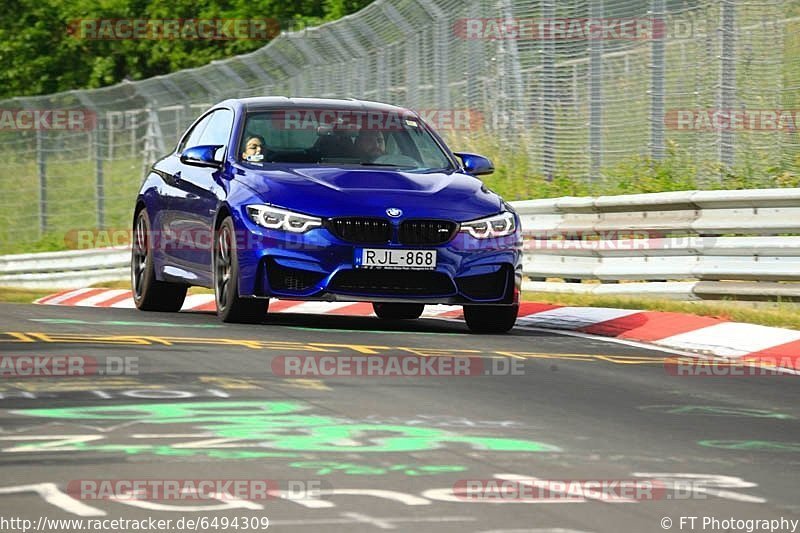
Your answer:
0;287;55;303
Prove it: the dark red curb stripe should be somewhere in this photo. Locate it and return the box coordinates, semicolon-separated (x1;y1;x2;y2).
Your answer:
581;311;724;341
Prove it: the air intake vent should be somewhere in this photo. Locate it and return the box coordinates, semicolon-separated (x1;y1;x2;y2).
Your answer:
455;266;511;300
399;220;458;245
329;269;455;296
266;259;325;293
326;217;391;244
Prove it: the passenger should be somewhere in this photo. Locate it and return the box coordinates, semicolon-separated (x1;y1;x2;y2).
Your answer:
241;134;266;161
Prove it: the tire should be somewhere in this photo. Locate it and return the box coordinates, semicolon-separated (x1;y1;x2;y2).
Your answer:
463;304;519;333
372;302;425;320
131;209;188;312
214;216;268;323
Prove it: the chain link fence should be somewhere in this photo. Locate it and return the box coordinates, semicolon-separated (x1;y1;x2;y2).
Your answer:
0;0;798;252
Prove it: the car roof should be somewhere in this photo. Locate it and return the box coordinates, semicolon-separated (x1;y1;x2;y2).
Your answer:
216;97;413;115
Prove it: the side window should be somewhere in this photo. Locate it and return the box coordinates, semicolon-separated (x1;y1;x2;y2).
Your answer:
179;113;214;152
198;109;234;147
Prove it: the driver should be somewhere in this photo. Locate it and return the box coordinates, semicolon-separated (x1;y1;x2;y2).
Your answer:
241;134;266;161
354;129;386;162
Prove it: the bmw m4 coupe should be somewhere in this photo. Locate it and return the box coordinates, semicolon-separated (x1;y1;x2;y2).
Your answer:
131;97;522;332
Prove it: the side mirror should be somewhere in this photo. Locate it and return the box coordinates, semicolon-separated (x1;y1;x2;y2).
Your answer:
454;152;494;176
180;145;224;168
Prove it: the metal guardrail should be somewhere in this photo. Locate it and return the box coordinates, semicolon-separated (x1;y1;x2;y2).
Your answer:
2;188;800;300
516;188;800;300
0;248;129;289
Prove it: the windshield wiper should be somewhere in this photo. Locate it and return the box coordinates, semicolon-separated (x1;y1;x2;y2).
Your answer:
357;162;411;167
418;167;455;173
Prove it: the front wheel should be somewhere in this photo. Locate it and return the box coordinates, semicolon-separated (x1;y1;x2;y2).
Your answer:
372;302;425;320
214;217;268;323
463;304;518;333
131;209;187;311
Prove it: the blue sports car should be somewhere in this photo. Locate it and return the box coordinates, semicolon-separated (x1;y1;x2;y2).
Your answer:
131;97;522;332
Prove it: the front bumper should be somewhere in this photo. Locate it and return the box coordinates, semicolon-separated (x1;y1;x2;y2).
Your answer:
233;209;522;305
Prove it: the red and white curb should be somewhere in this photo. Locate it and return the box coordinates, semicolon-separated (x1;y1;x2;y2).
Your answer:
35;288;800;370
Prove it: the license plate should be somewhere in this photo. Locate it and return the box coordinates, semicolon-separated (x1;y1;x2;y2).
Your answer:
356;249;437;270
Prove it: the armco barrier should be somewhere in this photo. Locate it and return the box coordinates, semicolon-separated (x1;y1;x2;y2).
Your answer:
2;188;800;300
516;188;800;300
0;248;129;289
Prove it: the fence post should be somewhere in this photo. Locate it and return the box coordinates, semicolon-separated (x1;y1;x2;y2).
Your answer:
405;38;419;106
36;129;47;236
495;0;525;153
719;0;736;169
376;51;388;102
589;0;604;179
650;0;665;161
95;120;105;229
542;0;556;181
129;111;138;158
434;19;451;111
142;108;166;178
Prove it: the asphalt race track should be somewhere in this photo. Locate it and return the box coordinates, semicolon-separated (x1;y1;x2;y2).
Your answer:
0;301;798;533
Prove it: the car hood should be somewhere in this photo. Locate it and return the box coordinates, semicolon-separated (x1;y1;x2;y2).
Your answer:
233;165;504;220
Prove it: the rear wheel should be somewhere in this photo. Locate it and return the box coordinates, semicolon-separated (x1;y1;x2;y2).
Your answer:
214;216;268;323
131;209;187;311
372;302;425;320
463;304;518;333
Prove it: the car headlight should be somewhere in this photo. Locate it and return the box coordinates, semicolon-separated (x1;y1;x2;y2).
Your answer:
246;205;322;233
459;211;517;239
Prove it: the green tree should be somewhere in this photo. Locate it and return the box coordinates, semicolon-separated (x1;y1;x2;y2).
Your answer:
0;0;374;99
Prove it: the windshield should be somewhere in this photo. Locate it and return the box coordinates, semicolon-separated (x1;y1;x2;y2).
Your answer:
238;108;454;171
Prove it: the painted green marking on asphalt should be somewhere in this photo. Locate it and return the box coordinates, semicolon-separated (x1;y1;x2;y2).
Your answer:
287;326;460;335
30;318;221;328
11;401;560;457
639;405;794;419
698;440;800;452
